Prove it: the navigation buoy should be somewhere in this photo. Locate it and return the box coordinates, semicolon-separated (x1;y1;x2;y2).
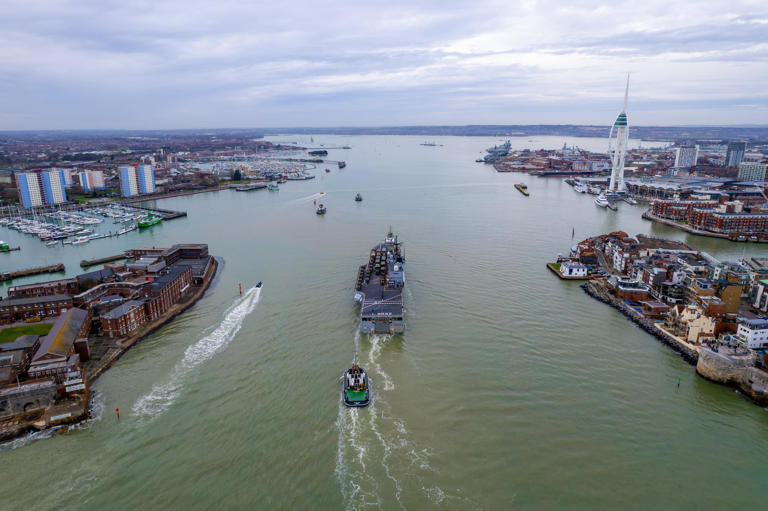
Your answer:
677;376;681;388
116;407;120;420
239;283;243;296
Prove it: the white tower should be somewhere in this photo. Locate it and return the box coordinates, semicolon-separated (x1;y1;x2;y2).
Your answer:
608;75;630;191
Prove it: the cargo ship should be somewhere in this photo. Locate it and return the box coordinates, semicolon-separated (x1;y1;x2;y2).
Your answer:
137;212;163;228
354;230;405;334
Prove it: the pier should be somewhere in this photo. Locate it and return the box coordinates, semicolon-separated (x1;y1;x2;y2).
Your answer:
0;263;65;282
123;204;187;220
80;252;129;268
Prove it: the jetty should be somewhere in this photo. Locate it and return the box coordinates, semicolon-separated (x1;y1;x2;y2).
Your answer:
0;263;65;281
123;204;187;220
80;252;129;268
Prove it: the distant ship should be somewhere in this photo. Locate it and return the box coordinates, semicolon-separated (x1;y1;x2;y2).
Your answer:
355;193;363;202
483;141;511;163
309;150;328;156
338;161;347;168
354;230;405;334
514;183;529;196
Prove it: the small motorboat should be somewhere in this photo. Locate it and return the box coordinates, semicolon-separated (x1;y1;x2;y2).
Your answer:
316;204;327;215
355;193;363;202
268;182;279;191
514;183;529;196
342;361;370;407
256;281;262;288
325;168;331;173
45;240;58;247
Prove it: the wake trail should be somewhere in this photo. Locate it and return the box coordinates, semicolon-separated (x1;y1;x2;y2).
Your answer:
290;192;326;204
131;286;262;422
368;335;394;391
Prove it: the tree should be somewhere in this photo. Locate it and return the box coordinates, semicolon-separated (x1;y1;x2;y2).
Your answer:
233;169;242;181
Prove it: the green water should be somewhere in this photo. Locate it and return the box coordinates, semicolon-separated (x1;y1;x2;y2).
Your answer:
1;135;767;510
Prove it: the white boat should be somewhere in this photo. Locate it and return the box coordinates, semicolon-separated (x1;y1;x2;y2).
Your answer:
72;236;90;245
624;196;638;205
573;183;587;193
594;193;610;208
45;240;58;247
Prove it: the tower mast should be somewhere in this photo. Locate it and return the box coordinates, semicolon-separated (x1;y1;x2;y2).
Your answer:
608;74;630;192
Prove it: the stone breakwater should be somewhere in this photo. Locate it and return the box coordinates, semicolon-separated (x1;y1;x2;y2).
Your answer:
581;280;698;363
581;280;768;406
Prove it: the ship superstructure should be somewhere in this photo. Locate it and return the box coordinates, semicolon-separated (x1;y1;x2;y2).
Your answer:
354;230;405;334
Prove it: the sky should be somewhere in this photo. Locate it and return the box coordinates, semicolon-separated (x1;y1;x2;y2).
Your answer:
0;0;767;129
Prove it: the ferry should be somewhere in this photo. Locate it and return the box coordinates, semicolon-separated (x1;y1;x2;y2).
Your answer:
514;183;529;196
354;230;405;334
316;204;327;215
342;360;370;407
138;212;162;228
355;193;363;202
268;182;279;191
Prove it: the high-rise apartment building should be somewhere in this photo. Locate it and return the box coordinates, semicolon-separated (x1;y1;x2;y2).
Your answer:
674;145;699;168
15;170;68;208
738;162;767;181
119;165;155;197
725;141;747;168
79;170;106;192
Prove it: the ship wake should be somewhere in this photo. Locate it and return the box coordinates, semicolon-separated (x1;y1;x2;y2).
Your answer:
131;286;261;422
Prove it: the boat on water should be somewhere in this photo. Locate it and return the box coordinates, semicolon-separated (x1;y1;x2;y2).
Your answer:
45;240;58;247
72;236;90;245
514;183;530;196
624;196;638;205
316;204;327;215
0;241;10;252
138;212;162;228
235;183;267;191
594;193;610;208
573;182;587;193
268;182;279;191
355;193;363;202
324;168;331;173
354;230;405;334
338;161;346;169
342;360;370;407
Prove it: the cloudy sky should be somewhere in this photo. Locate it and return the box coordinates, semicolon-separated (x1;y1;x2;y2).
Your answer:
0;0;766;129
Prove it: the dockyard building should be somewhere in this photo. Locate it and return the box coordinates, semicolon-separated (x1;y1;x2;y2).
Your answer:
27;308;91;383
0;294;74;325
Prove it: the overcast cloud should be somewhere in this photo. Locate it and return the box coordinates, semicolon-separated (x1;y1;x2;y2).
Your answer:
0;0;766;129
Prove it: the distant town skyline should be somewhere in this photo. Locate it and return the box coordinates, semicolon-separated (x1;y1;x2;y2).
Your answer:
1;0;766;130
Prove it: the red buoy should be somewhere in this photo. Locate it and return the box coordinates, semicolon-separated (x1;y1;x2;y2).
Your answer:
116;407;120;420
239;283;242;295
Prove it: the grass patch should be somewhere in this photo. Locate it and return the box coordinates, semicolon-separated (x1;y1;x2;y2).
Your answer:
0;323;53;343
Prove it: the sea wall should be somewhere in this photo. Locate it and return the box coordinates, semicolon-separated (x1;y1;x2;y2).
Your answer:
696;349;768;405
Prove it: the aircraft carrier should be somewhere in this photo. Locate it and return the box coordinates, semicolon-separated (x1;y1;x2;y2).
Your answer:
354;230;405;334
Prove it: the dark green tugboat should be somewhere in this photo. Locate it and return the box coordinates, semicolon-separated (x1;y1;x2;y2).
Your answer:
342;359;370;407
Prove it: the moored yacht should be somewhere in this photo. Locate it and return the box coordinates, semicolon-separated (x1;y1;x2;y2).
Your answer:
594;193;610;208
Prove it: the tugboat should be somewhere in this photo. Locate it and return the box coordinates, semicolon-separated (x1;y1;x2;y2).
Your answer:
355;193;363;202
316;204;327;215
342;358;370;407
514;183;529;196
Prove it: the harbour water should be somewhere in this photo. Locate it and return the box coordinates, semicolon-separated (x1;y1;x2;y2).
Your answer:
1;135;767;510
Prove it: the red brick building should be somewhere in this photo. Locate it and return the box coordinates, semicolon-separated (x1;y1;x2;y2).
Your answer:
0;294;74;325
100;300;148;338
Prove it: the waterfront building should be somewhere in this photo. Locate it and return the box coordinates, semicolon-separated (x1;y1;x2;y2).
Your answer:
737;162;767;181
0;295;74;325
560;261;588;277
735;319;768;349
27;308;91;383
674;145;699;169
15;170;68;208
753;280;768;313
101;300;147;338
7;278;79;299
726;141;747;168
78;170;105;192
119;164;155;197
608;75;630;192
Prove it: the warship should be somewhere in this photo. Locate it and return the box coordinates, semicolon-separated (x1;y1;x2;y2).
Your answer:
354;230;405;334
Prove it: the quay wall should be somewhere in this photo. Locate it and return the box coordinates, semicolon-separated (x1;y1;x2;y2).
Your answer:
581;280;698;364
581;279;768;406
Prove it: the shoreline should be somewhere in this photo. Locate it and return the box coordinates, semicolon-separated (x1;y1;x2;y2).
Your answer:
642;210;768;243
0;256;221;444
581;279;768;406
